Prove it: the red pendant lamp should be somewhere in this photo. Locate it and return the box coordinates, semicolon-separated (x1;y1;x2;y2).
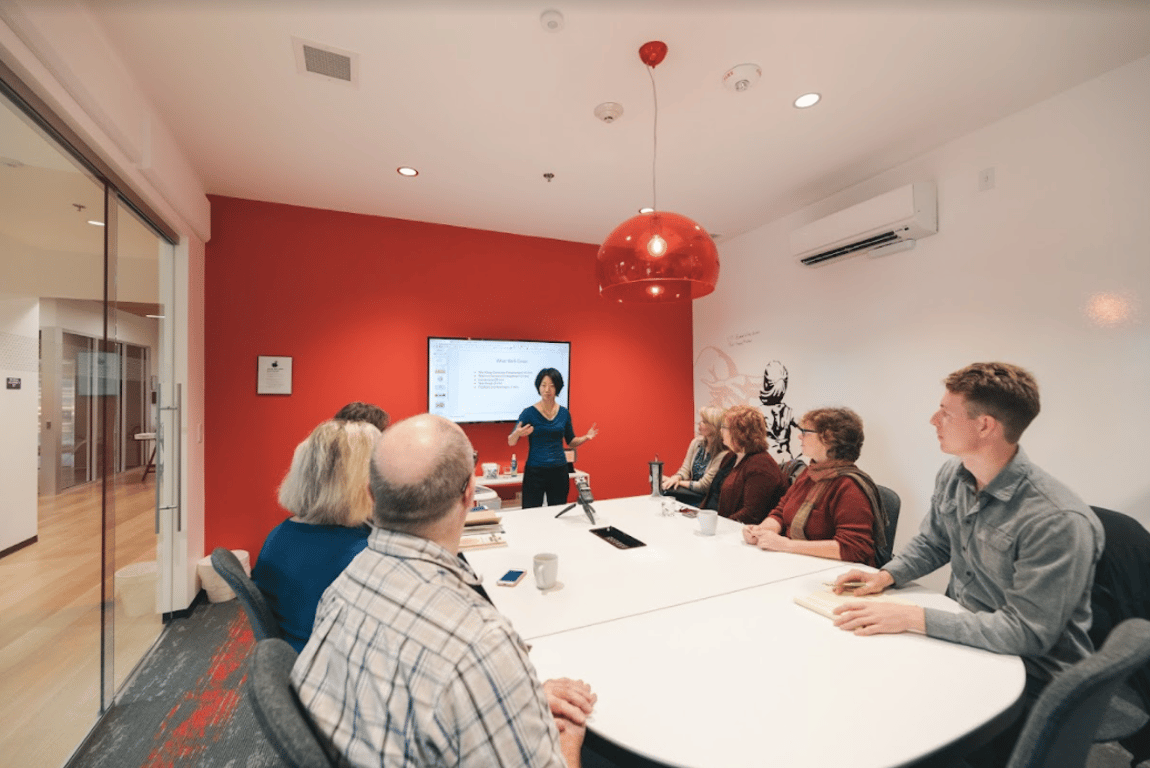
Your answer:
597;41;720;303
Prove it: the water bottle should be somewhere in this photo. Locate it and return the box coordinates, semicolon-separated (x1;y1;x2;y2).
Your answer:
649;457;663;497
510;454;517;476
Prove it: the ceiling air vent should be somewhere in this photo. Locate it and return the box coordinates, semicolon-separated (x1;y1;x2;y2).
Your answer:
293;37;358;84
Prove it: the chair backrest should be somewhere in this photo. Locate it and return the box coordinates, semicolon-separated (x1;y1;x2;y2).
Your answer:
210;547;281;641
1007;618;1150;768
875;485;901;567
1087;506;1150;714
778;458;807;489
247;638;338;768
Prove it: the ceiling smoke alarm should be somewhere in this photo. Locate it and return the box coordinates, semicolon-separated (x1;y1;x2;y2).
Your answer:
594;102;623;123
722;63;762;93
540;9;565;32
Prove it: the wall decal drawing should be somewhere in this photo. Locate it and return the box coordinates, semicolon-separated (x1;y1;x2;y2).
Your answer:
695;347;800;460
759;360;798;460
695;346;760;410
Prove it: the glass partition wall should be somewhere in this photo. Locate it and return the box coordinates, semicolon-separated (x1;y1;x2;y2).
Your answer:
0;82;176;766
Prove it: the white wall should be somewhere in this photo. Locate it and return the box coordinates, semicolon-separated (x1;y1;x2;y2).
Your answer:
694;54;1150;587
0;298;39;552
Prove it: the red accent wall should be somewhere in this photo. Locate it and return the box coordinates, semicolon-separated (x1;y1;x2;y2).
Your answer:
205;196;695;556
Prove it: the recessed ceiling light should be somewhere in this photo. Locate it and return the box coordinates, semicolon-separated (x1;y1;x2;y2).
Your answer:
794;93;821;108
88;220;105;227
146;314;165;319
639;207;654;214
397;167;418;177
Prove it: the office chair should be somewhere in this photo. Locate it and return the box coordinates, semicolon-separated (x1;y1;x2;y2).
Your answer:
1006;618;1150;768
778;458;807;489
1087;507;1150;759
210;547;281;641
875;485;901;567
247;637;338;768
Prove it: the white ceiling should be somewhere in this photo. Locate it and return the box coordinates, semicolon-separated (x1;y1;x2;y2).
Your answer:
35;1;1150;247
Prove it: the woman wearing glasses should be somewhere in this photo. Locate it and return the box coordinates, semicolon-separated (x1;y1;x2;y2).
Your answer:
701;405;786;524
661;406;728;506
742;407;887;566
252;419;380;652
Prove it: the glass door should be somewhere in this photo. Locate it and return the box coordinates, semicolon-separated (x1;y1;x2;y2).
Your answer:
0;92;112;766
108;198;170;696
0;79;174;765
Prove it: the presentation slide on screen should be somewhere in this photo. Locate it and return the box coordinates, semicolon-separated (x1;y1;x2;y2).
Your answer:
429;338;570;423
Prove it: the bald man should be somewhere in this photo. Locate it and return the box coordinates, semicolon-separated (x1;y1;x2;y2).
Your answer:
292;414;595;768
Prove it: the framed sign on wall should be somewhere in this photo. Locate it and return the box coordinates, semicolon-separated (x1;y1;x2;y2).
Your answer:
256;356;292;395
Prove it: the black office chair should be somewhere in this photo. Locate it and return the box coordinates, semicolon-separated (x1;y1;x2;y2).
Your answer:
875;485;901;567
210;547;281;641
778;458;807;489
247;637;338;768
1087;507;1150;759
1006;618;1150;768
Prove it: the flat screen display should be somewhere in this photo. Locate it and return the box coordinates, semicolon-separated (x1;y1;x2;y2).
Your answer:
428;337;571;424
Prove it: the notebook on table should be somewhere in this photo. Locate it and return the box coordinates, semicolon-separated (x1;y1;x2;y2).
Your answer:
459;532;508;551
794;589;912;619
466;508;501;527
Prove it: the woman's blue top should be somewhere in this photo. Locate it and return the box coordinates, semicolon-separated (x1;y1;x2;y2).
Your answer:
251;518;369;652
517;405;575;469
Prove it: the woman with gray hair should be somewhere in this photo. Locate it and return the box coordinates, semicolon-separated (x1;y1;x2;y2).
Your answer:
252;419;380;652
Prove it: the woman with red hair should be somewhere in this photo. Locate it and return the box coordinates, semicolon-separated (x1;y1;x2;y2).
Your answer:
702;405;785;525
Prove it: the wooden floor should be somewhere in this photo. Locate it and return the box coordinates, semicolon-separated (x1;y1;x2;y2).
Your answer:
0;472;164;768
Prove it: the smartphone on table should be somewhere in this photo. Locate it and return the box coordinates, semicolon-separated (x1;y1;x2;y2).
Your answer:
497;568;526;586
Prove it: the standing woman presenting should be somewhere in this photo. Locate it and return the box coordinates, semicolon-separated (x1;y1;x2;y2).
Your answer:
509;368;598;508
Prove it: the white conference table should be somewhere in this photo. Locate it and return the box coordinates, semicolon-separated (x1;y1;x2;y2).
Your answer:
466;496;1026;768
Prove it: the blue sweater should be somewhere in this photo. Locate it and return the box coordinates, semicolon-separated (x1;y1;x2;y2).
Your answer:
251;518;370;652
517;405;575;469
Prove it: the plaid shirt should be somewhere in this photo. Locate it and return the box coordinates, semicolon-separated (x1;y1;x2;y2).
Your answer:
292;528;566;767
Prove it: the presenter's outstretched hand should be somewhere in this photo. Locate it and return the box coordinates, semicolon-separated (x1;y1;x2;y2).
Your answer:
584;422;598;441
832;569;892;597
509;422;534;442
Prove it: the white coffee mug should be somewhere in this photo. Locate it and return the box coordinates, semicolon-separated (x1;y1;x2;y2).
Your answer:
698;509;718;536
533;552;559;590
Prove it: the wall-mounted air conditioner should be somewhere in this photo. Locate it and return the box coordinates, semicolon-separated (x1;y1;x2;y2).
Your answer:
790;182;937;267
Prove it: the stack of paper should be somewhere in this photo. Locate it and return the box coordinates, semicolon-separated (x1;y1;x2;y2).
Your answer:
459;532;508;551
461;508;506;550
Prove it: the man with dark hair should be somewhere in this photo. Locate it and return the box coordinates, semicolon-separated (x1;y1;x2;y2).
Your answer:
292;414;595;767
333;401;390;432
831;362;1102;762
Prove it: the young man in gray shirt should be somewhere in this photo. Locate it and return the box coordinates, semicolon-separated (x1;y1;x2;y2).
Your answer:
832;362;1103;764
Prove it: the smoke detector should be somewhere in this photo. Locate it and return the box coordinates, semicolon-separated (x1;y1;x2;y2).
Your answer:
540;9;565;32
722;63;762;93
594;102;623;123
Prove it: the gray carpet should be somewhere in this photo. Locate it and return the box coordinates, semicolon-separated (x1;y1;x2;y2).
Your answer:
67;599;282;768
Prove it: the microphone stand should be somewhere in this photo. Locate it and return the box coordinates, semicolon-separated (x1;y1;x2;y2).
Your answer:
555;497;596;525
